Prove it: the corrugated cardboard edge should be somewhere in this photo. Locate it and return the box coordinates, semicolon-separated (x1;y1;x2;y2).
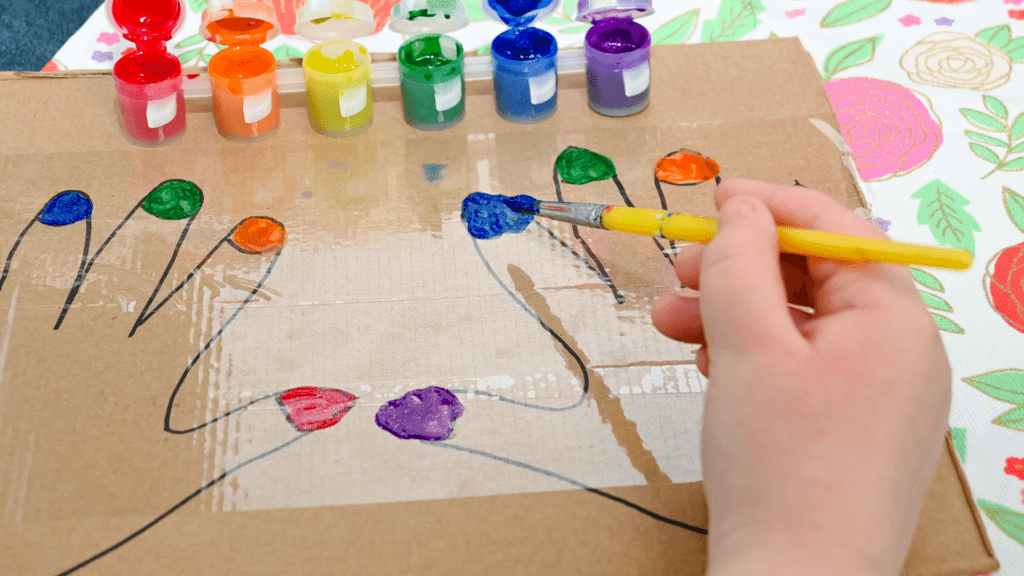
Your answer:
906;433;1000;576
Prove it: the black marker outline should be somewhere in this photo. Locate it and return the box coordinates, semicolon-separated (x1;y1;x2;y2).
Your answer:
533;222;621;298
56;180;205;331
162;220;286;434
612;171;673;266
654;148;723;259
423;441;707;535
56;431;310;576
553;163;626;304
0;192;93;329
463;237;587;411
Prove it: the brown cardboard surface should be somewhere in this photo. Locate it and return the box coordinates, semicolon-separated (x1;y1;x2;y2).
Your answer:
0;39;996;575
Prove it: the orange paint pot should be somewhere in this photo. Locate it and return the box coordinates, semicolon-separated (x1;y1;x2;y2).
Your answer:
655;149;721;185
201;1;281;142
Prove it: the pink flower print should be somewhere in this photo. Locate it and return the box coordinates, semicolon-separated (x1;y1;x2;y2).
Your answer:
1005;0;1023;5
785;8;806;18
899;14;921;27
824;77;943;182
98;31;120;46
1010;9;1024;19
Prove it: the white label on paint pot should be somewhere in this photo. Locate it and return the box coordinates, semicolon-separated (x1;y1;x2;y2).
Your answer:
434;78;462;112
243;90;273;124
622;61;650;98
339;83;368;118
147;94;178;129
528;70;557;105
588;0;619;10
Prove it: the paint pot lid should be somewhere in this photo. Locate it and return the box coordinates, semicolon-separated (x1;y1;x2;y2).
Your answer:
296;0;376;41
389;0;468;35
482;0;558;28
200;0;280;45
575;0;653;22
105;0;186;43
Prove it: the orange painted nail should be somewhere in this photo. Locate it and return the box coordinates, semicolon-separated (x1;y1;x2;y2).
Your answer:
230;216;286;254
655;150;720;185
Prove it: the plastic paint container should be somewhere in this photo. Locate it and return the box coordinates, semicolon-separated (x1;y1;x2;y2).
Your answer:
201;0;281;142
578;0;653;117
391;1;469;131
105;0;188;147
296;0;375;137
486;0;559;124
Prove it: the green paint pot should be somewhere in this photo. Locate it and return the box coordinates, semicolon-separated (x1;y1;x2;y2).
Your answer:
397;33;465;131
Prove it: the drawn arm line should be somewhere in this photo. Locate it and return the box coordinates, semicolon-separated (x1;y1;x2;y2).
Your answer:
422;441;708;535
164;249;282;434
55;432;310;576
471;237;587;411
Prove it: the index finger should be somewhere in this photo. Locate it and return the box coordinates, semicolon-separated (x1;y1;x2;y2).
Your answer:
714;179;919;309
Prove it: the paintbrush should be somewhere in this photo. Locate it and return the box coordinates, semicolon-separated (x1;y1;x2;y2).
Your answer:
505;195;972;270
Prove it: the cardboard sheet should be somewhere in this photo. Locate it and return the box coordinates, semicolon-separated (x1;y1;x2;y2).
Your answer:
0;39;997;575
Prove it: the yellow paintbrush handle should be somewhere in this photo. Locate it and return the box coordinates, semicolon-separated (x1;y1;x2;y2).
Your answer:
600;208;973;270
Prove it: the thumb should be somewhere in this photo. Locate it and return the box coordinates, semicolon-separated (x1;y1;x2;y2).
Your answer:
698;197;802;356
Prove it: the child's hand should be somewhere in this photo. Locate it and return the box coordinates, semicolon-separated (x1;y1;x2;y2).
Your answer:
651;179;951;576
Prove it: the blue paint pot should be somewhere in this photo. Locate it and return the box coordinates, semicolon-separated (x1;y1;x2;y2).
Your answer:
491;27;558;124
484;0;559;124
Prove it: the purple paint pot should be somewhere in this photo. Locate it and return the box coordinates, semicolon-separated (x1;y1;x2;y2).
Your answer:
578;0;653;117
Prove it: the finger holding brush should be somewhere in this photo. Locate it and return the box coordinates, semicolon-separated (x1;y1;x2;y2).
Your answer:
653;179;952;576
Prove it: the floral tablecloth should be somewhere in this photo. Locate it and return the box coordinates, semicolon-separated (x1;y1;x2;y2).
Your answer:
45;1;1024;573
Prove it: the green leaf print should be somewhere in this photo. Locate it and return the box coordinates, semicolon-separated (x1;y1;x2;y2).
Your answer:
1002;157;1024;171
985;95;1009;120
911;180;981;256
1011;113;1024;140
177;48;202;66
920;292;953;312
820;0;891;28
970;143;1002;164
962;370;1024;404
993;406;1024;432
700;0;765;43
186;0;208;14
965;131;1009;148
932;314;965;335
950;427;966;462
543;16;572;25
272;45;304;60
911;268;944;292
175;34;205;49
462;0;487;21
961;109;1007;132
652;9;700;45
1004;38;1024;63
962;100;1024;179
821;35;882;81
1005;187;1024;235
976;25;1012;50
977;500;1024;547
558;25;590;34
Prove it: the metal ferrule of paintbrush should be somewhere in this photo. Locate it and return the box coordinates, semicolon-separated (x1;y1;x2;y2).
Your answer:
534;201;608;229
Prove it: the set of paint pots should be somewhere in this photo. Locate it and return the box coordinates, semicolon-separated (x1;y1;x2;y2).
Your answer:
105;0;654;147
